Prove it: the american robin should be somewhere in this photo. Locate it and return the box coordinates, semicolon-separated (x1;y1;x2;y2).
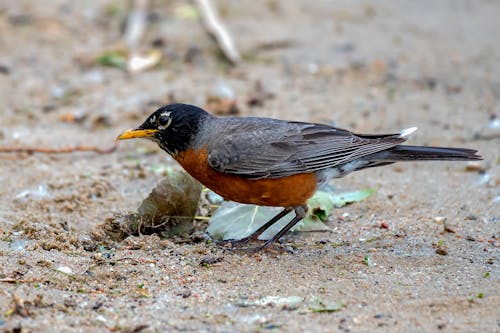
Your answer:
117;103;481;250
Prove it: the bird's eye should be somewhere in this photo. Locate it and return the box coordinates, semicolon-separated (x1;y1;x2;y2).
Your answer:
157;114;171;127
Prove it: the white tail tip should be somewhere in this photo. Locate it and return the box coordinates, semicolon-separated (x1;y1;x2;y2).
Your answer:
399;127;418;138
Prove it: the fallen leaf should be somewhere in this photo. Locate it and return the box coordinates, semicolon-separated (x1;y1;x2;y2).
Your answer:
96;50;127;70
127;50;162;73
309;302;344;313
207;188;376;241
174;3;200;19
102;170;202;240
137;169;202;236
207;202;281;241
329;188;376;208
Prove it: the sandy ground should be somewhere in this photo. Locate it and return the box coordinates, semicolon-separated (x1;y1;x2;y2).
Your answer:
0;0;499;332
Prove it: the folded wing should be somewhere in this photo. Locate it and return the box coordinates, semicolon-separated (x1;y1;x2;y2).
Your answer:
206;118;406;179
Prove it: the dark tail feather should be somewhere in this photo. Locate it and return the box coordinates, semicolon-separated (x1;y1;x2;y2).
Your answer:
377;145;482;162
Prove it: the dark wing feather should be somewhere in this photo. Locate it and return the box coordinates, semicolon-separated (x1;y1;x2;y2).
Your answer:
206;118;405;179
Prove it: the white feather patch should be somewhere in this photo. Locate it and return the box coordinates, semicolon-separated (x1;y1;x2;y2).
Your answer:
399;127;418;138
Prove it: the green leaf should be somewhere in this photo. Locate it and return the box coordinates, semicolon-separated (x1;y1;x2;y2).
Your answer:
300;188;376;231
308;296;345;313
310;303;344;313
329;188;376;208
96;51;127;70
173;4;200;19
306;191;334;221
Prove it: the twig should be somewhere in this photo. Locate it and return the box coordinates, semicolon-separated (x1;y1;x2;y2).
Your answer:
0;277;48;284
0;143;117;155
472;132;500;140
138;217;144;236
115;257;157;264
195;0;241;65
0;278;19;283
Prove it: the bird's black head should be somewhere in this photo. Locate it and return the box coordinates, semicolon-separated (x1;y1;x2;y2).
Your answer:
117;103;210;155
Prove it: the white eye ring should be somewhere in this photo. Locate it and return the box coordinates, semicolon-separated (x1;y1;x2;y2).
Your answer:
157;112;172;129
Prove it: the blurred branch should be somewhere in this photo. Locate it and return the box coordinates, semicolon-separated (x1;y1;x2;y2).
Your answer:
195;0;241;65
124;0;148;50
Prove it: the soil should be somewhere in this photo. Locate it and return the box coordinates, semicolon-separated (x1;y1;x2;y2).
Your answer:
0;1;498;332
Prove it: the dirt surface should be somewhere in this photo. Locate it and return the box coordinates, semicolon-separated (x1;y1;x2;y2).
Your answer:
1;1;499;332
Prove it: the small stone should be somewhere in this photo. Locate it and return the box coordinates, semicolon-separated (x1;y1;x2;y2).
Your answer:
56;266;74;275
433;216;446;224
443;224;456;233
200;256;223;266
464;162;484;172
0;64;10;75
341;212;350;221
435;248;448;256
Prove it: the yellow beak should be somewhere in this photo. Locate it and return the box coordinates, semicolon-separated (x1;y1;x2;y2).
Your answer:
116;129;158;140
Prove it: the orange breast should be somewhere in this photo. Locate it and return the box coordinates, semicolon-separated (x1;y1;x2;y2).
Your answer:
174;148;317;207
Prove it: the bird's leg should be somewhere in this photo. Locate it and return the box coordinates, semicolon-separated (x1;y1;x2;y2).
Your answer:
255;204;308;252
227;207;293;246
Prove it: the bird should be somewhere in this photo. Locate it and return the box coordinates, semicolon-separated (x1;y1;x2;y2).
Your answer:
117;103;481;250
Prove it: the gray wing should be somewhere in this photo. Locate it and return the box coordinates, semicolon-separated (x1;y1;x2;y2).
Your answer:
206;118;406;179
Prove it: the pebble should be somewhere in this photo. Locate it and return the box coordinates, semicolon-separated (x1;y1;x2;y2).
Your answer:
433;216;446;224
464;162;485;172
435;248;448;256
56;266;74;275
488;116;500;130
475;173;491;186
213;82;235;100
51;86;65;99
307;63;319;74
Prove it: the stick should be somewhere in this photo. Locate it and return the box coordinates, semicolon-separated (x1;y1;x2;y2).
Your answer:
0;278;48;284
0;144;117;155
195;0;241;65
